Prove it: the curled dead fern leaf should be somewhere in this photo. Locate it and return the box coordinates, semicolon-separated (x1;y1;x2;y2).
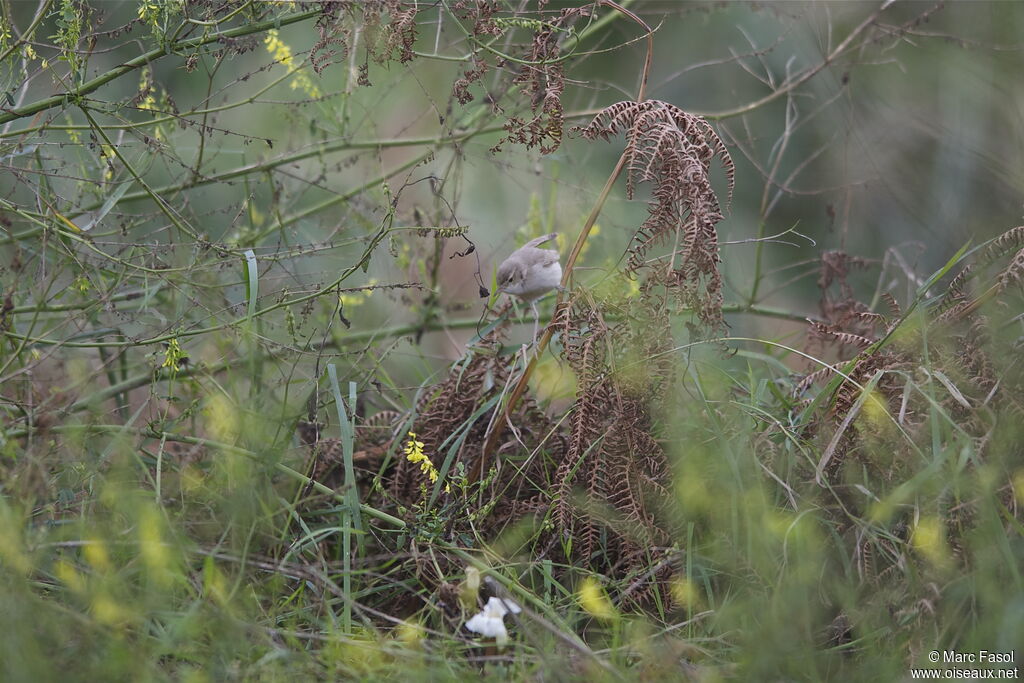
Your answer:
998;245;1024;292
578;99;734;331
981;225;1024;266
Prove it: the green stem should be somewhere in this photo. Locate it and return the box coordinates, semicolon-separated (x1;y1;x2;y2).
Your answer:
9;286;159;315
55;303;808;416
7;300;809;351
79;104;199;241
72;129;487;216
0;0;54;64
0;9;321;125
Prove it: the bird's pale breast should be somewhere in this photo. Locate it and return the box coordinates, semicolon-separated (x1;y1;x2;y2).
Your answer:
518;261;561;300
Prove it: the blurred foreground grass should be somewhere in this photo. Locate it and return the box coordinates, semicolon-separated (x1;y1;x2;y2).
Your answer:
2;1;1023;680
2;245;1022;680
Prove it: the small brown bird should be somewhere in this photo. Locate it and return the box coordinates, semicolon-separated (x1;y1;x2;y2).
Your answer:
496;233;562;341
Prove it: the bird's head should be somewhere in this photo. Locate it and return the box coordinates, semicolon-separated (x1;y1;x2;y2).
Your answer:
496;262;524;296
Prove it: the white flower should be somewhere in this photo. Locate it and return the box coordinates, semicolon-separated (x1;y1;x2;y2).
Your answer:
465;596;522;645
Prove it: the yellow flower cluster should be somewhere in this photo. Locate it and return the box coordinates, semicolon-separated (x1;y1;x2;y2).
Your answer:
263;29;322;99
23;44;46;69
64;114;80;144
578;576;617;621
404;432;449;493
161;337;185;374
138;83;157;113
97;142;116;180
136;69;168;142
137;0;161;27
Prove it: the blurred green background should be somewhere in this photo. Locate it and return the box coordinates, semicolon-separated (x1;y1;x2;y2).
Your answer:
2;2;1023;680
5;1;1021;363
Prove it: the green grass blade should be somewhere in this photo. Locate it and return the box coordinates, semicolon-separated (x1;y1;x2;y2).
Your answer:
243;249;258;320
327;364;361;633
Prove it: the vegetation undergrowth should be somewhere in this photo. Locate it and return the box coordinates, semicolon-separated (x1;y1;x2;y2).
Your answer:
1;1;1021;680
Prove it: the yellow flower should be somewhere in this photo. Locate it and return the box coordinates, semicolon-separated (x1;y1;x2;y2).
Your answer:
912;516;951;570
578;576;617;621
0;502;32;575
404;433;449;493
204;393;238;442
263;29;322;99
670;576;703;610
137;68;168;141
55;559;85;593
82;537;112;573
64;113;81;144
1012;470;1024;506
404;432;426;463
138;505;172;585
92;592;132;626
161;337;185;373
264;29;294;68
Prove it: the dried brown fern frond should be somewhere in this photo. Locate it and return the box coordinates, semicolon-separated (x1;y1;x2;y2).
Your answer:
451;3;590;155
816;250;875;337
499;6;593;154
794;363;839;397
934;227;1024;325
818;250;867;299
551;290;674;588
387;330;510;505
310;12;349;76
928;226;1024;419
809;321;875;352
383;7;419;64
361;0;420;66
579;99;734;331
881;292;902;317
980;225;1024;268
385;312;562;518
309;1;420;78
935;264;974;319
794;260;917;483
796;353;913;489
798;226;1024;486
997;245;1024;292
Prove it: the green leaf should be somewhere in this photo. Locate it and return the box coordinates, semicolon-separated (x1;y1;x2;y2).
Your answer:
242;249;258;320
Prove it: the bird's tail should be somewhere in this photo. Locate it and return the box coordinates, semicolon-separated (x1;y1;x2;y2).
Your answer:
523;232;558;249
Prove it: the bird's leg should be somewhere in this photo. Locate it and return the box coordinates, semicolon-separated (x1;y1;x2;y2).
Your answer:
530;300;540;346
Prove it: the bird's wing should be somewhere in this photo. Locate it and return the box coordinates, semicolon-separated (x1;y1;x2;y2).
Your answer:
526;247;560;267
523;233;558;249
